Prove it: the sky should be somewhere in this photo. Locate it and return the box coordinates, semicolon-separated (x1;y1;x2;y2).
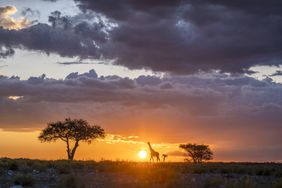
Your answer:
0;0;282;162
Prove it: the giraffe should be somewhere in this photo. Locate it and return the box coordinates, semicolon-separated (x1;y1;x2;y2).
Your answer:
147;142;160;162
162;154;168;162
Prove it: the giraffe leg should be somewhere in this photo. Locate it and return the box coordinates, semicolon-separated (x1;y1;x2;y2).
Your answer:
156;154;160;162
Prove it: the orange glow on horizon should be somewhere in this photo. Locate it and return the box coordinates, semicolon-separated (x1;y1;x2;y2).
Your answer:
0;130;185;161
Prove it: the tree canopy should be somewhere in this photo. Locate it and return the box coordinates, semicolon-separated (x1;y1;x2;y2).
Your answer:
179;143;213;163
38;118;105;160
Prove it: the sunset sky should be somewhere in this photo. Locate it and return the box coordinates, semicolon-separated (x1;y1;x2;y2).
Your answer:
0;0;282;162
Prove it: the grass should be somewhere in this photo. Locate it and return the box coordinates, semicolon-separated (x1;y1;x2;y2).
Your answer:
55;174;85;188
13;173;34;186
0;158;281;187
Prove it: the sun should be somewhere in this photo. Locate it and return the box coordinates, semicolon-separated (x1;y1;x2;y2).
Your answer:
138;150;147;159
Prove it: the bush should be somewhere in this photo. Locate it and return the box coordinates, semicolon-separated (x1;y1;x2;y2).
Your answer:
56;174;85;188
275;178;282;188
225;176;256;188
8;161;19;171
204;177;224;188
13;173;34;186
53;160;72;174
31;161;48;172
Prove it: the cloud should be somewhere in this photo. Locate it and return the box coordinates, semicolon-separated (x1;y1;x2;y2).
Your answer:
71;0;282;73
0;23;100;58
65;69;98;79
0;69;282;160
0;10;111;59
0;6;31;30
42;0;59;2
21;8;40;20
57;61;96;65
1;2;281;73
271;71;282;77
0;46;14;58
104;134;140;144
0;69;281;117
0;65;7;68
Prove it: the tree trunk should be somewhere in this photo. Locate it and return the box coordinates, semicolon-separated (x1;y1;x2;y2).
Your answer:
69;140;79;160
66;138;72;160
64;139;80;160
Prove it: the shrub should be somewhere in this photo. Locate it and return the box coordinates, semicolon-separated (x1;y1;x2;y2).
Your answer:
275;178;282;188
31;161;48;172
225;176;256;188
53;160;72;174
204;177;224;188
56;174;85;188
13;173;34;186
8;161;19;171
19;164;33;173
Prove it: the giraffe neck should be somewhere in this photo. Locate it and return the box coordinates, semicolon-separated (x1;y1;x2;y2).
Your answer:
148;143;155;152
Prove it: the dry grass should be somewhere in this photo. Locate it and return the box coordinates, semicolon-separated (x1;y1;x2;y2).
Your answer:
0;158;281;187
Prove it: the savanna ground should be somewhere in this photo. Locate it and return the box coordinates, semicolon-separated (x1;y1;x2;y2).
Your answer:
1;158;282;188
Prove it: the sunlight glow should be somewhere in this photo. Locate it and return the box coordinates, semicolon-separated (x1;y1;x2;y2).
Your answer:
138;150;147;159
8;96;23;100
0;6;31;30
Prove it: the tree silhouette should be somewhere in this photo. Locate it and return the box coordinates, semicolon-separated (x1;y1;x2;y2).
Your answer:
38;118;105;160
179;143;213;163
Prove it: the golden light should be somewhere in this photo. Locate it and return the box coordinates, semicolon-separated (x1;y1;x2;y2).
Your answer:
8;96;23;100
0;6;31;30
138;150;147;159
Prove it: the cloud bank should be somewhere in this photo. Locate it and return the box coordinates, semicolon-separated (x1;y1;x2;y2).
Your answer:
0;1;282;73
0;70;282;161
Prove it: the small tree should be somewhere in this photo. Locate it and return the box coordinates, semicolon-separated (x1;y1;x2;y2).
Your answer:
38;118;105;160
179;143;213;163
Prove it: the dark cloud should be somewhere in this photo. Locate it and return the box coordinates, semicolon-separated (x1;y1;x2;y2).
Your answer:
57;61;96;65
160;83;173;90
72;0;282;73
136;75;161;86
0;47;14;58
0;1;281;73
65;69;98;79
42;0;59;2
1;69;281;115
0;10;108;59
0;23;100;58
0;70;281;129
187;0;282;16
75;0;182;21
271;70;282;77
48;11;71;29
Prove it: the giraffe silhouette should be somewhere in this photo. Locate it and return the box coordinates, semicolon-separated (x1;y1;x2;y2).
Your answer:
147;142;160;162
162;154;168;162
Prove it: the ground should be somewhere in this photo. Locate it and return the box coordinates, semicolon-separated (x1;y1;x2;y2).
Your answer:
0;158;282;188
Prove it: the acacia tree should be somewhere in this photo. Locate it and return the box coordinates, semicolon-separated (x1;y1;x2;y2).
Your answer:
179;143;213;163
38;118;105;160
